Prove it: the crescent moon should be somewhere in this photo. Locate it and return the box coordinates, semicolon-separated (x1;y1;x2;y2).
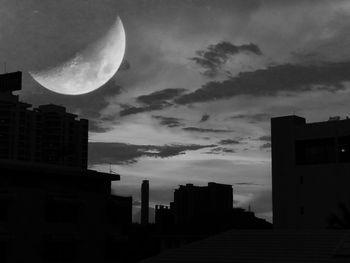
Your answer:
30;16;126;95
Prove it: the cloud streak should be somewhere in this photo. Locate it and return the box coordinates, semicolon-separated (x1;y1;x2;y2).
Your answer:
190;41;262;77
183;127;233;133
175;61;350;104
89;142;216;165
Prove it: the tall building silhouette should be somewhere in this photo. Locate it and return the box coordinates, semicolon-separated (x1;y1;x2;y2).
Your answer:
141;180;149;225
0;71;133;262
173;182;233;225
0;72;88;168
272;115;350;228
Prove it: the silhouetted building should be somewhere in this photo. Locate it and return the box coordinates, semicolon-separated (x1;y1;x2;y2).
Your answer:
154;182;271;252
155;204;174;229
272;115;350;228
173;182;233;226
141;180;149;225
0;159;132;263
0;71;88;168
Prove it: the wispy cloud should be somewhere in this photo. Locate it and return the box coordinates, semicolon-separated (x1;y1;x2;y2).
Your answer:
152;115;184;127
219;139;241;145
89;142;216;165
190;41;262;77
183;127;233;133
175;62;350;104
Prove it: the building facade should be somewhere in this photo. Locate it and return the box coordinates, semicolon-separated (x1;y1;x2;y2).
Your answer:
272;115;350;228
173;182;233;226
0;159;132;263
0;72;88;168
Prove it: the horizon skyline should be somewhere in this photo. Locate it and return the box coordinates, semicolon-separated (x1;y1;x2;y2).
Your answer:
3;0;350;222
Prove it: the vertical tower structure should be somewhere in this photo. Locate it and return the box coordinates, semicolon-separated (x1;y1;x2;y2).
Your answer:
141;180;149;225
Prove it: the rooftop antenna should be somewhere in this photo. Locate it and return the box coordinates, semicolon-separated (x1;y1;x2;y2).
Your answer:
248;204;251;212
108;163;118;175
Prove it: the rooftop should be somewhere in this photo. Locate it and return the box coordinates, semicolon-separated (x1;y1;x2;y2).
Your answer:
141;229;350;263
0;159;120;181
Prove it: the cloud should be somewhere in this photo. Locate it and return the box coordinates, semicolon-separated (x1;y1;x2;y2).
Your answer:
234;182;262;186
175;61;350;104
118;89;188;117
119;101;172;117
152;115;183;127
183;127;233;133
89;120;114;133
119;60;131;71
260;143;271;149
190;41;262;77
200;114;210;122
88;142;216;165
219;139;241;145
258;136;271;142
229;113;271;122
136;88;186;105
206;147;235;154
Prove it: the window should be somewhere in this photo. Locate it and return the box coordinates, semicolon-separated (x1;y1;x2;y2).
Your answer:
296;138;336;165
338;136;350;162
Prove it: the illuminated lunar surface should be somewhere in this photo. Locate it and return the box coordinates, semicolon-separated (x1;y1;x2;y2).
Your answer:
30;16;126;95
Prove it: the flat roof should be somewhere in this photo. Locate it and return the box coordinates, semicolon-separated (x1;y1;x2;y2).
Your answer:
0;159;120;181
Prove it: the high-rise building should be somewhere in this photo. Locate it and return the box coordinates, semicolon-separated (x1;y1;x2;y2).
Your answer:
272;115;350;228
141;180;149;225
0;71;88;168
0;71;133;262
173;182;233;225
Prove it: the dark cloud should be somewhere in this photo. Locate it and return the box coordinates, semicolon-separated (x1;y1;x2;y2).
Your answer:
190;41;262;77
137;88;186;105
152;115;183;127
258;136;271;142
219;139;241;145
183;127;233;133
119;88;188;117
200;114;210;122
89;120;114;133
119;101;172;117
260;143;271;149
88;142;216;165
229;113;271;123
119;60;131;71
175;62;350;104
206;147;235;154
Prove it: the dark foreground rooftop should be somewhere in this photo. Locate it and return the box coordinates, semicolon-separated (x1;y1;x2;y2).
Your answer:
0;159;120;181
141;229;350;263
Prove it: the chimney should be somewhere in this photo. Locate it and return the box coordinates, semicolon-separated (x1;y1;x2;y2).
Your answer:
141;180;149;225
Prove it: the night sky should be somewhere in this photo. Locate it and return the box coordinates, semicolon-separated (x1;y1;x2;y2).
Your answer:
3;0;350;222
